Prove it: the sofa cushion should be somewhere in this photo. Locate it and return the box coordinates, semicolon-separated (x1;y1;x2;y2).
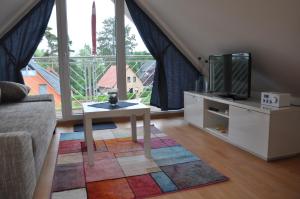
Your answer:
0;81;30;103
0;131;37;199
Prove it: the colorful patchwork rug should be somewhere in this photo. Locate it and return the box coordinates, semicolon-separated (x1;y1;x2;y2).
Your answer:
52;125;228;199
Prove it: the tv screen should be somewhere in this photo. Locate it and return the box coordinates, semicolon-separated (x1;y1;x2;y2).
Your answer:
209;53;251;99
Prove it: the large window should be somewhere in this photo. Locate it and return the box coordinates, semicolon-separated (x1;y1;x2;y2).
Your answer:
27;0;157;119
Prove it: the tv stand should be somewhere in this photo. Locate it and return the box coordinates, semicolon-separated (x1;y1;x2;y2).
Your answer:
184;91;300;161
217;94;247;100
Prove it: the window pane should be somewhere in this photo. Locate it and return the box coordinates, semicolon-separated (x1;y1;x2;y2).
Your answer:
66;0;116;113
39;84;48;94
22;5;62;116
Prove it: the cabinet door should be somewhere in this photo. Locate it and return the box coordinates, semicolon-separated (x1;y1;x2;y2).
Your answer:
228;105;269;158
184;93;204;128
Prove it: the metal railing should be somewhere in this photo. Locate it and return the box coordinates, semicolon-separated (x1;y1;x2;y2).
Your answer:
32;55;155;109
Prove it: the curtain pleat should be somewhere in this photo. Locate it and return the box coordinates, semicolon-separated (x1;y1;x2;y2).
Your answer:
0;0;55;83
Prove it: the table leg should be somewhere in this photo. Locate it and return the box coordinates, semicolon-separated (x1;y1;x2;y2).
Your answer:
84;117;94;166
131;114;137;142
143;111;151;159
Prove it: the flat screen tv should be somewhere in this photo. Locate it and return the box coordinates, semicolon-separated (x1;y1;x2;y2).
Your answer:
209;53;252;99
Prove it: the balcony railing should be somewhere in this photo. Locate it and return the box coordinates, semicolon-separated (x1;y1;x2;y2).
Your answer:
31;55;155;110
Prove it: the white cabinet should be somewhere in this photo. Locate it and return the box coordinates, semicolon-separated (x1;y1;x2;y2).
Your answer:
229;105;270;158
184;92;204;128
184;91;300;161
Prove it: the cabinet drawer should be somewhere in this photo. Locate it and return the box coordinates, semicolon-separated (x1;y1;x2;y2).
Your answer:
228;105;270;157
184;93;204;128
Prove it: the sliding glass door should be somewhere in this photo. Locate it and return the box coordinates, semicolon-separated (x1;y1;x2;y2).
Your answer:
65;0;117;114
53;0;156;120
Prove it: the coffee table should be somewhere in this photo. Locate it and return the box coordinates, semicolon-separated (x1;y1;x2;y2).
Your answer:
82;100;151;166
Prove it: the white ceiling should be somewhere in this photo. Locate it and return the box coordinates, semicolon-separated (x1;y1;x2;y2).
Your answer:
137;0;300;96
0;0;38;38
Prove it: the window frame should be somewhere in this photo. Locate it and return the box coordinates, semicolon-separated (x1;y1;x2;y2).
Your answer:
56;0;126;120
54;0;177;121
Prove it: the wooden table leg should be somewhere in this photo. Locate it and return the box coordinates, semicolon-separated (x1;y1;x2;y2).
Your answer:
131;114;137;142
84;117;94;166
143;111;151;158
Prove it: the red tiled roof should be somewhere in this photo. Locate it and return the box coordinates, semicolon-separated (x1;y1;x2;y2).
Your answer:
98;65;117;88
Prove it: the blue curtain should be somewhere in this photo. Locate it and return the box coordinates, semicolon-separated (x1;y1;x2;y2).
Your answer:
125;0;203;110
0;0;55;83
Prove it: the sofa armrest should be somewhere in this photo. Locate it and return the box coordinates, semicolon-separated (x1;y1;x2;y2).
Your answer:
0;131;36;199
21;94;54;103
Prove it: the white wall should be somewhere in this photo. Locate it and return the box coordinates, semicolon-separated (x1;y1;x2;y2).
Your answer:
0;0;38;38
137;0;300;97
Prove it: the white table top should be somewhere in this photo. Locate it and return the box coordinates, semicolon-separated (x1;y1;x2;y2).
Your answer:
82;100;152;165
82;100;150;118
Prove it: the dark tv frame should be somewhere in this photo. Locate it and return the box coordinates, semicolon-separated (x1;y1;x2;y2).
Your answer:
208;52;252;100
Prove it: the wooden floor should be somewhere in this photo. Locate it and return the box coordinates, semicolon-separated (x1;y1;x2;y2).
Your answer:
34;117;300;199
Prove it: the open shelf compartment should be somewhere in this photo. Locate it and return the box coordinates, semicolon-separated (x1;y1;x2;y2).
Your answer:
207;109;230;118
204;98;229;138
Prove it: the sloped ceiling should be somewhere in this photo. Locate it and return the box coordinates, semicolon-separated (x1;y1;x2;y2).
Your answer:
136;0;300;96
0;0;38;38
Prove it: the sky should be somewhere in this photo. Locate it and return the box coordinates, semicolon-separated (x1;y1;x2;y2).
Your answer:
39;0;148;55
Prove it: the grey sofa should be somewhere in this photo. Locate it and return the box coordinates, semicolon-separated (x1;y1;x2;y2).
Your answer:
0;94;56;199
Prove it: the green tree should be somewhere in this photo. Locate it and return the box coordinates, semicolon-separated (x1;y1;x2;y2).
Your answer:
97;17;137;56
71;44;92;97
42;27;74;56
79;44;92;56
125;26;137;54
34;49;46;57
43;27;58;56
69;59;86;97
